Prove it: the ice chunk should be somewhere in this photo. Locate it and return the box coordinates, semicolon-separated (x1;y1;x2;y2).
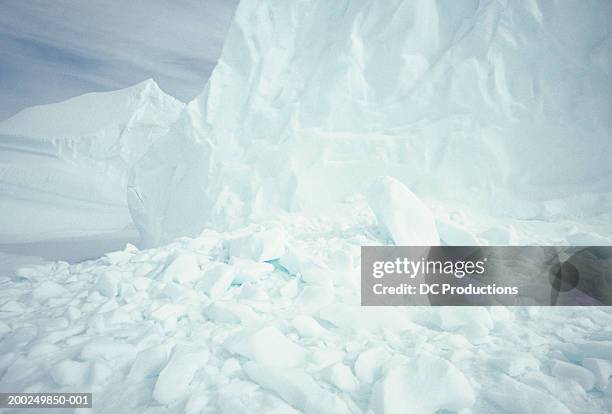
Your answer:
369;354;475;414
309;350;344;371
321;363;359;392
90;361;113;384
279;278;299;299
488;374;571;414
354;348;391;384
279;249;334;285
162;252;202;283
103;307;133;326
133;262;154;278
0;300;25;313
581;341;612;361
196;262;236;299
436;219;480;245
95;272;121;298
104;249;133;265
161;282;194;302
479;226;518;245
489;306;512;324
150;303;187;331
153;345;209;405
220;358;242;378
319;305;413;332
430;307;493;342
32;281;69;302
296;282;334;310
551;360;596;391
216;379;302;414
226;228;286;262
128;345;170;381
278;249;307;276
243;362;350;414
132;276;151;291
184;394;211;414
225;326;306;368
559;340;612;362
582;358;612;391
238;283;269;301
0;321;10;338
230;257;274;284
367;176;439;246
291;315;325;338
51;360;89;386
204;301;260;324
65;306;82;321
80;338;135;361
28;342;61;358
489;354;539;377
15;266;46;281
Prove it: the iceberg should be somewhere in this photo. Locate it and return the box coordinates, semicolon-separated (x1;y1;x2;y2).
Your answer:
129;0;612;245
0;2;611;412
0;79;184;241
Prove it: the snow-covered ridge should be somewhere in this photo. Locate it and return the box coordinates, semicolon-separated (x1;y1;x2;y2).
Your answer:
0;79;183;165
0;79;177;137
128;0;612;245
0;79;184;241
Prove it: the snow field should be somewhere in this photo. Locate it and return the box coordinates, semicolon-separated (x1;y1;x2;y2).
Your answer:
1;207;611;413
0;2;610;411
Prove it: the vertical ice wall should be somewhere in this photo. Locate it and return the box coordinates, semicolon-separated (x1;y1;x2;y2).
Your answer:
129;0;612;246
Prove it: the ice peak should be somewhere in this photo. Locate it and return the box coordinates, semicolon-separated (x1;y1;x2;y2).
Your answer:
140;77;158;88
130;78;165;97
0;79;184;139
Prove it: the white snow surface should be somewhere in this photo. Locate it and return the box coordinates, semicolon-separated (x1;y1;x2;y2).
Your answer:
1;1;611;413
129;0;612;246
1;212;611;413
0;79;184;242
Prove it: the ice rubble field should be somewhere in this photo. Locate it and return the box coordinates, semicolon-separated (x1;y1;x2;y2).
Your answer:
0;176;611;413
1;0;612;413
1;203;612;414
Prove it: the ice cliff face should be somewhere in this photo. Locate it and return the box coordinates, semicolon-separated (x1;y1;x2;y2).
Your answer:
129;0;612;246
0;79;184;240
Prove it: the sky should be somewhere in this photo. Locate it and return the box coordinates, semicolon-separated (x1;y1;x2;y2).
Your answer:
0;0;239;121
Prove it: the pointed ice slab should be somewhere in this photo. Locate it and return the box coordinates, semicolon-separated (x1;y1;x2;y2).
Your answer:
368;176;439;246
